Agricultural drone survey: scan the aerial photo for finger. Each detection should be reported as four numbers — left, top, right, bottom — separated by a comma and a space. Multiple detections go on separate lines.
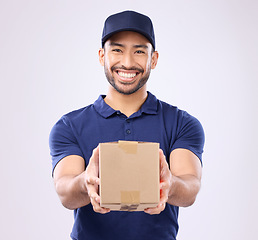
160, 181, 167, 189
159, 191, 168, 205
159, 181, 170, 193
157, 177, 170, 210
159, 148, 164, 156
95, 177, 100, 185
159, 149, 164, 168
90, 196, 110, 214
159, 149, 166, 163
144, 202, 166, 215
91, 146, 100, 164
160, 151, 168, 170
93, 204, 110, 214
86, 176, 100, 185
86, 178, 99, 197
88, 189, 100, 203
144, 201, 166, 214
159, 150, 169, 178
87, 146, 99, 169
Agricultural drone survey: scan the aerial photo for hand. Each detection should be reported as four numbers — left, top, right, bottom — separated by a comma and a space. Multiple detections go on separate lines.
85, 146, 110, 214
144, 149, 172, 215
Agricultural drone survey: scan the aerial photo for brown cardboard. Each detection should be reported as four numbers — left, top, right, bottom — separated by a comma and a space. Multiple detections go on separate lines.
99, 141, 160, 211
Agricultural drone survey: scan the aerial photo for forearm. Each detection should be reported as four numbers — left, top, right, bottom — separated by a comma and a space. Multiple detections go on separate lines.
54, 173, 90, 210
167, 174, 201, 207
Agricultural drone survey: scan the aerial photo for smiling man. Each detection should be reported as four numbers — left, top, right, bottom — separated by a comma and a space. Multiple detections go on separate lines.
99, 30, 158, 117
49, 10, 205, 240
101, 31, 157, 96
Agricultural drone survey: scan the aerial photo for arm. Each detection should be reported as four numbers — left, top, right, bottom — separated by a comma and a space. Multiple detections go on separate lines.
145, 148, 202, 214
53, 146, 110, 213
167, 148, 202, 206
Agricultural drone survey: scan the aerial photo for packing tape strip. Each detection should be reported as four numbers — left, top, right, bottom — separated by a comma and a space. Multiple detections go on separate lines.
120, 191, 140, 211
118, 140, 138, 154
120, 204, 139, 211
121, 191, 140, 204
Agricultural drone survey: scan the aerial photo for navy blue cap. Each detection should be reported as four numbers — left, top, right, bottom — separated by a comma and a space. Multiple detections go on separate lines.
102, 10, 155, 49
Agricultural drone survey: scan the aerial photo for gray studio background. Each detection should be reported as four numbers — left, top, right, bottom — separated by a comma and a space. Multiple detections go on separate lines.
0, 0, 257, 239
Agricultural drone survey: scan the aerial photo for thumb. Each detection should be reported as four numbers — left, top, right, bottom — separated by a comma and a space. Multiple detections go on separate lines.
89, 146, 100, 166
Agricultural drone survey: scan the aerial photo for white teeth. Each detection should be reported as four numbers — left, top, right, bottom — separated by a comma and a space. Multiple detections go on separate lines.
118, 72, 137, 78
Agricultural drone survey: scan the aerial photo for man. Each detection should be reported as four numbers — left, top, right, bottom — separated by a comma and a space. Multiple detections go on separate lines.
49, 10, 205, 240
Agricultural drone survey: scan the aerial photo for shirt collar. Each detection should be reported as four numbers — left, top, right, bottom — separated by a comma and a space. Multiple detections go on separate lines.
93, 95, 117, 118
93, 91, 158, 118
139, 91, 158, 115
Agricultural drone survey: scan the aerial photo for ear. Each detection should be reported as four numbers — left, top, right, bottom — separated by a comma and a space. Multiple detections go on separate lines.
151, 51, 159, 69
98, 48, 105, 66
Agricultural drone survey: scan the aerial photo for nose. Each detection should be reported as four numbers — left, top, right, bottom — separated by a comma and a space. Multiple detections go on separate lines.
120, 52, 135, 69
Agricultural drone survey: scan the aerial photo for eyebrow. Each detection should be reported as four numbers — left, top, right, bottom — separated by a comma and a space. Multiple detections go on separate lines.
109, 42, 124, 47
109, 42, 149, 49
133, 44, 149, 49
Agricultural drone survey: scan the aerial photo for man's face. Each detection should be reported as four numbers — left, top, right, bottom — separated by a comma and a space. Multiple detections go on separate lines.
99, 31, 158, 95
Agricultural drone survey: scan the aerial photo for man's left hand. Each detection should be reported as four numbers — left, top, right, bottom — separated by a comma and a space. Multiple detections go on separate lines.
144, 149, 172, 215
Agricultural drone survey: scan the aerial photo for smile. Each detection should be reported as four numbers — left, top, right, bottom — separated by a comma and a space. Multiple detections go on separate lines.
117, 71, 137, 79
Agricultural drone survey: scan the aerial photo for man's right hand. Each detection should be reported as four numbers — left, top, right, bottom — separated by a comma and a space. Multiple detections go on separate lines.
53, 146, 110, 213
85, 146, 110, 214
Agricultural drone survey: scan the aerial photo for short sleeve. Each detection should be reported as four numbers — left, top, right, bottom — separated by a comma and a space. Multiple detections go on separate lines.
171, 111, 205, 164
49, 116, 84, 174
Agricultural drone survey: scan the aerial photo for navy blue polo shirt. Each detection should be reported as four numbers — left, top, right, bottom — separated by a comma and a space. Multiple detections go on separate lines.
49, 92, 204, 240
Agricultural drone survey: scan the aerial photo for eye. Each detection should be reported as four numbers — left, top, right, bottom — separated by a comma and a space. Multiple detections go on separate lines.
135, 50, 145, 54
112, 48, 122, 53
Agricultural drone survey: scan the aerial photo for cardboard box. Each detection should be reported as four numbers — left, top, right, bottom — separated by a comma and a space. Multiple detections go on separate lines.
99, 141, 160, 211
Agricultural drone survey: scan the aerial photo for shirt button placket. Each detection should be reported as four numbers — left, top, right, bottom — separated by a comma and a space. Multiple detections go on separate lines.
124, 118, 133, 140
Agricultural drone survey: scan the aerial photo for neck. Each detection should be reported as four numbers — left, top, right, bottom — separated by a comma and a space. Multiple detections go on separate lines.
104, 87, 148, 117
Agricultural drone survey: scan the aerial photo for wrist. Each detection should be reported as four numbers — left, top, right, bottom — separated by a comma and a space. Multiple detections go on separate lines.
168, 173, 176, 198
